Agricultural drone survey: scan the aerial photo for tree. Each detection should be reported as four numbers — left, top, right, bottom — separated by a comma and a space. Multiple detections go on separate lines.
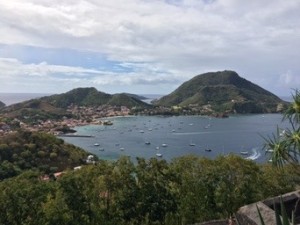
264, 89, 300, 167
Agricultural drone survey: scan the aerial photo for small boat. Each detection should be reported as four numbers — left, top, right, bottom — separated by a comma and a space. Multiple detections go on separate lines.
204, 124, 211, 129
171, 129, 176, 132
240, 151, 249, 155
99, 148, 104, 151
145, 141, 151, 145
120, 147, 125, 151
205, 144, 212, 152
240, 146, 248, 155
156, 153, 163, 157
189, 139, 195, 146
279, 129, 286, 137
161, 143, 168, 147
94, 143, 100, 146
266, 149, 274, 153
140, 130, 144, 133
156, 146, 160, 150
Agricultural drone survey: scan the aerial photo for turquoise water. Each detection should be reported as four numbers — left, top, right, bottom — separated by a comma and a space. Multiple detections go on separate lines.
61, 114, 289, 162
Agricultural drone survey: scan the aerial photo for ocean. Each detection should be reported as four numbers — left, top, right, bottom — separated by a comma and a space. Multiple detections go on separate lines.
60, 114, 289, 163
0, 93, 51, 106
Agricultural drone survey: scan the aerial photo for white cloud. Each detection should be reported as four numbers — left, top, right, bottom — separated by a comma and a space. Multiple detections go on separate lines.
279, 71, 300, 88
0, 57, 181, 93
0, 0, 299, 95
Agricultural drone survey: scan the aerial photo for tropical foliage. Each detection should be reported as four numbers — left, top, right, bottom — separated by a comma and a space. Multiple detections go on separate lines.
264, 89, 300, 167
0, 130, 89, 180
0, 155, 299, 225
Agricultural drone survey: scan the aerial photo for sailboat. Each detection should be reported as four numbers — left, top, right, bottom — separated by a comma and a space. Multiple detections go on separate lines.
240, 146, 248, 155
205, 144, 212, 152
156, 152, 163, 157
155, 146, 162, 157
189, 139, 196, 146
240, 151, 249, 155
204, 118, 211, 129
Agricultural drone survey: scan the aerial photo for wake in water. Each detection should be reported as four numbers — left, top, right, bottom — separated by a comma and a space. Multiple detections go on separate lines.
246, 147, 261, 160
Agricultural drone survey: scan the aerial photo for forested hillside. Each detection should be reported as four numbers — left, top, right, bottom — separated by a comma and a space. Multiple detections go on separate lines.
0, 130, 90, 180
154, 70, 286, 113
0, 155, 298, 225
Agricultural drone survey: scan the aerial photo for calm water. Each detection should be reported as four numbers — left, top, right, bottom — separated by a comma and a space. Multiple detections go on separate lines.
61, 114, 289, 163
0, 93, 51, 105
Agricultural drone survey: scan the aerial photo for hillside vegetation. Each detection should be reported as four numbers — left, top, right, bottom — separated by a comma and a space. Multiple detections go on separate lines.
41, 87, 149, 108
0, 87, 150, 121
154, 70, 286, 113
0, 155, 298, 225
0, 130, 90, 180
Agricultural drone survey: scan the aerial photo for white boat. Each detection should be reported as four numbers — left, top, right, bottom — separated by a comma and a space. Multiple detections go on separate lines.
145, 141, 151, 145
240, 146, 248, 155
161, 143, 168, 147
189, 139, 195, 146
204, 124, 211, 129
240, 151, 249, 155
156, 146, 160, 150
120, 147, 125, 151
279, 129, 286, 137
94, 143, 100, 146
156, 153, 163, 157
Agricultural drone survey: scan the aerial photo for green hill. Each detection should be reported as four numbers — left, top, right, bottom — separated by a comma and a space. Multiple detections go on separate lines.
42, 87, 149, 108
121, 93, 148, 100
154, 70, 286, 113
0, 130, 90, 180
0, 88, 150, 120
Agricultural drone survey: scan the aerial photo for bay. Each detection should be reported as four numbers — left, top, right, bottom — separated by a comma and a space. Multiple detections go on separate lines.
61, 114, 289, 163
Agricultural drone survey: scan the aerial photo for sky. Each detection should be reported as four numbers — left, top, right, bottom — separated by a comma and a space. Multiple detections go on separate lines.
0, 0, 299, 96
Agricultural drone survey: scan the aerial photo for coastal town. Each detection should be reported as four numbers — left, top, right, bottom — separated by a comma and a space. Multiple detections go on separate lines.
0, 105, 132, 136
0, 100, 228, 137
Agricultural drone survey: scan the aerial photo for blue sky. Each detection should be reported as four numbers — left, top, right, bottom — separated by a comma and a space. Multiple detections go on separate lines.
0, 0, 299, 96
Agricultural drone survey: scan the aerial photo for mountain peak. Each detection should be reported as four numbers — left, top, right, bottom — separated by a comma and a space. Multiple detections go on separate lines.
154, 71, 286, 113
